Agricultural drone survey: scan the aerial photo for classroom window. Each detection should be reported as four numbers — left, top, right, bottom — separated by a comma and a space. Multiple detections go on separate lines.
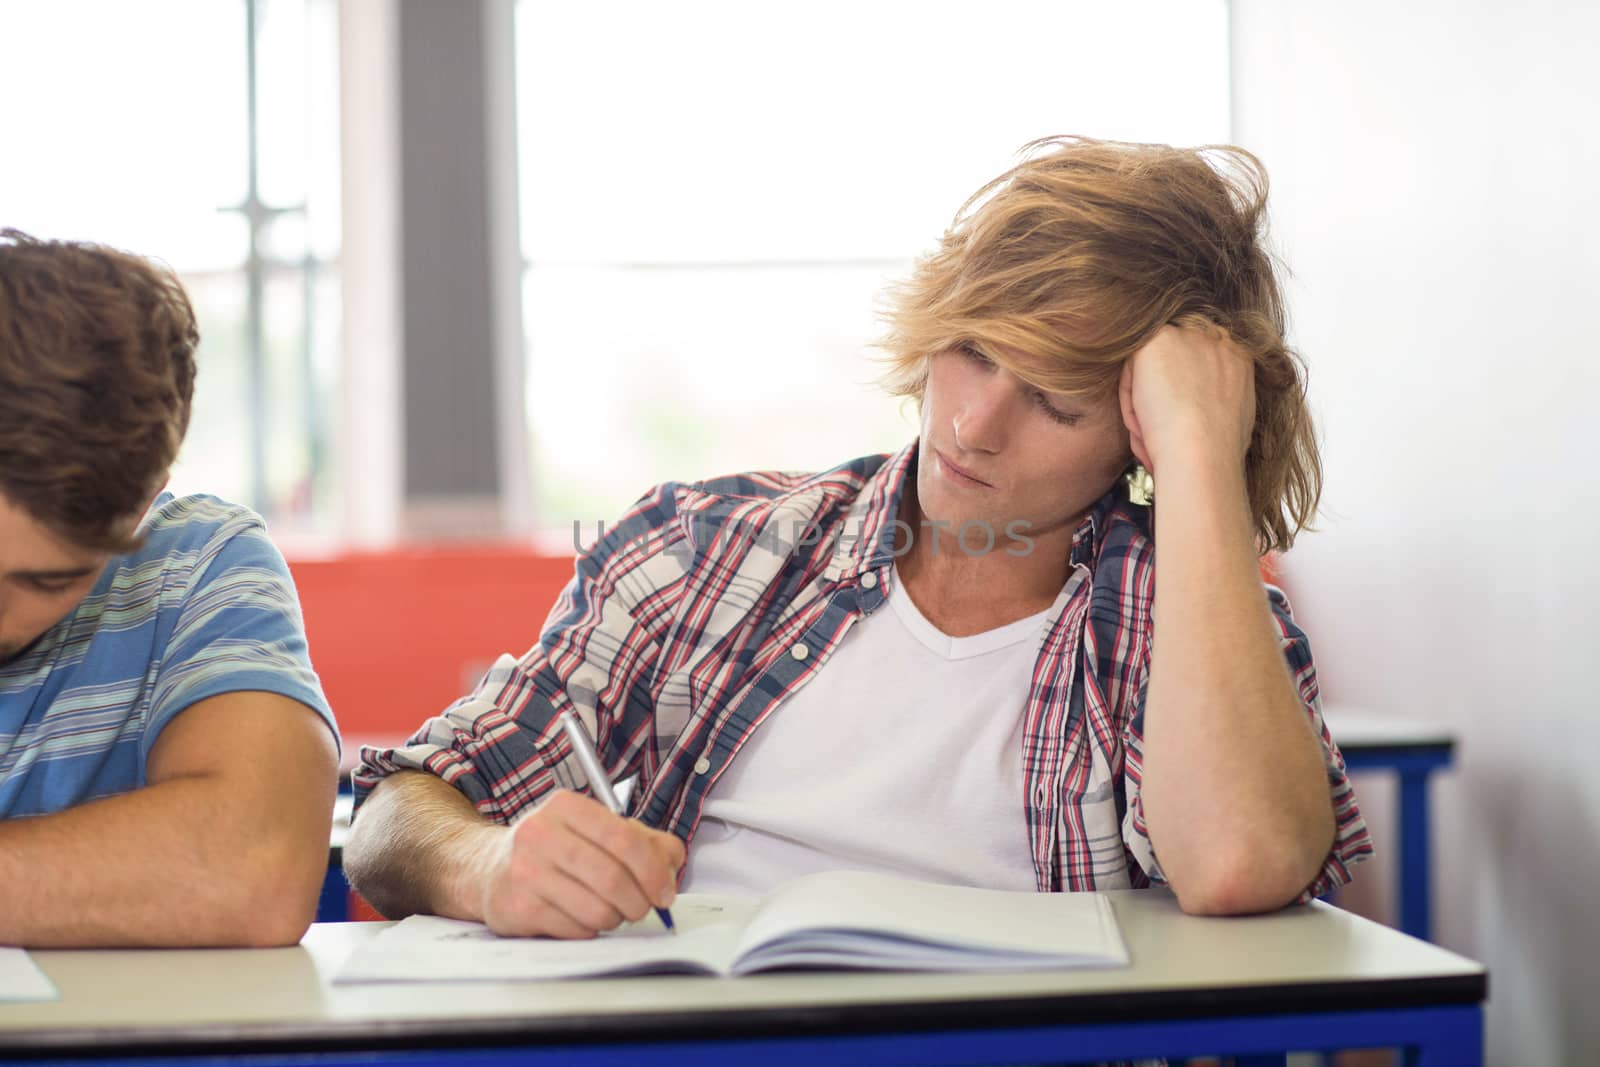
513, 0, 1231, 532
0, 0, 341, 535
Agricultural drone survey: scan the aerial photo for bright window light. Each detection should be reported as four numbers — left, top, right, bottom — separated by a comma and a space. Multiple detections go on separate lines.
0, 0, 341, 533
515, 0, 1231, 534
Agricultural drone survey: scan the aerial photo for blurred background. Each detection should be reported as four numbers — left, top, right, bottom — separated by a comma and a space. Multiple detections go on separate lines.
3, 1, 1596, 1061
0, 0, 1230, 545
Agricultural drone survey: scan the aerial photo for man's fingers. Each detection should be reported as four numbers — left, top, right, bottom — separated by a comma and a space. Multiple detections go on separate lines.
487, 789, 683, 939
488, 891, 595, 940
533, 863, 630, 933
485, 869, 616, 939
481, 827, 609, 939
563, 806, 681, 910
538, 790, 681, 910
514, 795, 658, 918
546, 825, 657, 922
648, 827, 687, 875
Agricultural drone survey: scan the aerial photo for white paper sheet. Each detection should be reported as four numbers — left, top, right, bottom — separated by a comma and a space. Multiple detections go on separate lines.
0, 947, 58, 1002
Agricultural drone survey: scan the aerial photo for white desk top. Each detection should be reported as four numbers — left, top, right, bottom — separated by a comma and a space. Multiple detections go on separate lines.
0, 892, 1484, 1055
1320, 705, 1457, 750
330, 793, 352, 852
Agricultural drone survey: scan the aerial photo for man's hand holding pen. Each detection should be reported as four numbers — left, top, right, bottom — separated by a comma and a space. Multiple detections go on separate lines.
476, 786, 684, 940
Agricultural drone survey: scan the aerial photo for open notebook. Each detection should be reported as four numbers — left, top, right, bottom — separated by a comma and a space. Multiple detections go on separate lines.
336, 870, 1128, 982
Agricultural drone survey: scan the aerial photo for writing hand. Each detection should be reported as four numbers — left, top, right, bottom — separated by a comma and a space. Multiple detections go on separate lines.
478, 789, 684, 939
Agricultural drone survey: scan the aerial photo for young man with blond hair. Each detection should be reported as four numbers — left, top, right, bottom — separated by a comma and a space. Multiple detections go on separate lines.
347, 137, 1372, 935
0, 230, 338, 947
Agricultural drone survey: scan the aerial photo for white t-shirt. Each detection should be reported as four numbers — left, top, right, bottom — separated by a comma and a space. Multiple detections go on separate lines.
679, 567, 1080, 896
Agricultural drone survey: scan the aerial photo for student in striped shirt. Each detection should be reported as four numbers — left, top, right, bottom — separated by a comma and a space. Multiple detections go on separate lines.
0, 231, 339, 947
348, 137, 1372, 935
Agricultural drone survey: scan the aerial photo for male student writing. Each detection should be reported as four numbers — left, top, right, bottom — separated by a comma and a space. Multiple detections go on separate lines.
0, 231, 339, 947
347, 137, 1372, 935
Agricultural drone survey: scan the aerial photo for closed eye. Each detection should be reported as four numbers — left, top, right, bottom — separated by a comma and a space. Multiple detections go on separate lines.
16, 572, 89, 594
1031, 390, 1082, 426
23, 578, 78, 594
958, 343, 995, 369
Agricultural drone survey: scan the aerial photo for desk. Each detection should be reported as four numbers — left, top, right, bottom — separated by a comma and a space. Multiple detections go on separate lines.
0, 892, 1483, 1065
1325, 710, 1456, 942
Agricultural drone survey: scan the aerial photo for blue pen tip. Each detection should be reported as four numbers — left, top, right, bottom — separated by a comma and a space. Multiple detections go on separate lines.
657, 907, 676, 933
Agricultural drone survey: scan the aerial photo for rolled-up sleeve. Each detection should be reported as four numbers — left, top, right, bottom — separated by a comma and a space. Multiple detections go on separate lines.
1119, 583, 1373, 901
350, 654, 575, 822
350, 482, 694, 823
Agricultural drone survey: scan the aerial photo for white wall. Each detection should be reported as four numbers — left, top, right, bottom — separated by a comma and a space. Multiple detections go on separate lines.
1231, 2, 1600, 1062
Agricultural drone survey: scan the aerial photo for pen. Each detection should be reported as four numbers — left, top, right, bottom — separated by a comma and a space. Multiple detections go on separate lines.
556, 709, 677, 933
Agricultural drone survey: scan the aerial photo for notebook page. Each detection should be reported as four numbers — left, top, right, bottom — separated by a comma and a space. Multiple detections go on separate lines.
731, 871, 1127, 972
0, 947, 57, 1002
335, 896, 754, 983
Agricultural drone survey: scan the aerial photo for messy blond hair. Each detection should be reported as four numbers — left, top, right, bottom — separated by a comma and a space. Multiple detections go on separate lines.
878, 136, 1319, 552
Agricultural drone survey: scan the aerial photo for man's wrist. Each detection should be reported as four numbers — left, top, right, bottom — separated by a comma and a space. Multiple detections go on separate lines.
1148, 444, 1260, 571
1150, 442, 1249, 502
1145, 418, 1247, 478
437, 819, 508, 921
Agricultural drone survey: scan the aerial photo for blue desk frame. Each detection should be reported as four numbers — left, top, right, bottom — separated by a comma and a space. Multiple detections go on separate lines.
318, 859, 350, 924
1339, 740, 1455, 941
9, 1002, 1484, 1066
320, 790, 352, 923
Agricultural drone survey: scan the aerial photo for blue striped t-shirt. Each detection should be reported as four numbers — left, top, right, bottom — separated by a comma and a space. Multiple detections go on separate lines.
0, 493, 337, 818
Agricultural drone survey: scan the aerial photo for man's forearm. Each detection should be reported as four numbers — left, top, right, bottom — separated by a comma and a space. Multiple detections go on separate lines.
343, 771, 505, 921
0, 776, 327, 947
1139, 454, 1335, 914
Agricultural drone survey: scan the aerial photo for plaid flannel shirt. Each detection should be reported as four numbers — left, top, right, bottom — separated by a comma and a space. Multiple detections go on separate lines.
354, 442, 1371, 897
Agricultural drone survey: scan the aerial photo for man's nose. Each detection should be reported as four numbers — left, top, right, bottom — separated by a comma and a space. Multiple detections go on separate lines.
952, 375, 1017, 453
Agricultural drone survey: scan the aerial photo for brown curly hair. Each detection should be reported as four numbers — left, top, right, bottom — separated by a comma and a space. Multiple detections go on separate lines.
0, 229, 198, 552
878, 136, 1320, 553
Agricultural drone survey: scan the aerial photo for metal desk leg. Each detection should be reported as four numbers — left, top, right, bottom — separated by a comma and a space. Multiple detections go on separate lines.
1398, 768, 1431, 941
1404, 1003, 1483, 1065
1341, 744, 1452, 943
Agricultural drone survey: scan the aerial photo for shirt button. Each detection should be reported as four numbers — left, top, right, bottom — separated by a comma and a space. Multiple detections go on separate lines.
791, 643, 810, 661
860, 571, 878, 589
694, 757, 711, 775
